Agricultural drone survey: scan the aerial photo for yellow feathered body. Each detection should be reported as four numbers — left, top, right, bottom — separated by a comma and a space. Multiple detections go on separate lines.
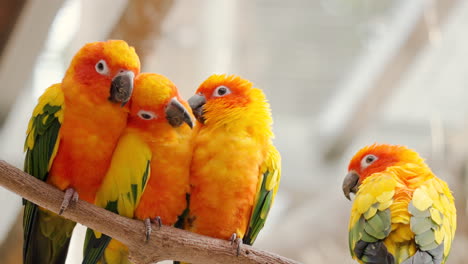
187, 74, 281, 245
23, 40, 140, 264
82, 73, 193, 264
345, 144, 456, 264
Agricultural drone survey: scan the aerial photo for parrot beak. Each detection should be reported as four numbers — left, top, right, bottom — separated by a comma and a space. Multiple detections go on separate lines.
342, 170, 360, 200
165, 97, 194, 129
109, 70, 135, 107
188, 93, 206, 124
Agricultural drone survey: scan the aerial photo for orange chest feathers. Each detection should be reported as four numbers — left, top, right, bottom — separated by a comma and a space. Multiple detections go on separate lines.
188, 130, 268, 239
134, 127, 193, 225
48, 101, 128, 203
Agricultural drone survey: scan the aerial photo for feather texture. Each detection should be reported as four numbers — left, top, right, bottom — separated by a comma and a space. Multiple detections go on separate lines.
22, 40, 140, 264
82, 132, 151, 264
347, 145, 456, 264
243, 145, 281, 245
23, 84, 72, 264
82, 73, 192, 264
188, 75, 281, 244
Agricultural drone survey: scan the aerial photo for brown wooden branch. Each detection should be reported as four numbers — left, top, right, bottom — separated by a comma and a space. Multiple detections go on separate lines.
0, 160, 300, 264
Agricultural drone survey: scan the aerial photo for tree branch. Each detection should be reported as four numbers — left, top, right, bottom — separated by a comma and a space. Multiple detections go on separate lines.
0, 160, 300, 264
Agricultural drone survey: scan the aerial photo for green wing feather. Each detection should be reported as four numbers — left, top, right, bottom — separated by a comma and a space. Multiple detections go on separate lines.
82, 132, 151, 264
348, 173, 396, 263
23, 84, 71, 264
82, 201, 118, 264
408, 178, 456, 263
243, 145, 281, 245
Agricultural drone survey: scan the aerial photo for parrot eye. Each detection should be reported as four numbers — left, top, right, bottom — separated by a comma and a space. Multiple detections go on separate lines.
361, 154, 378, 169
95, 60, 109, 75
213, 86, 231, 97
137, 110, 157, 120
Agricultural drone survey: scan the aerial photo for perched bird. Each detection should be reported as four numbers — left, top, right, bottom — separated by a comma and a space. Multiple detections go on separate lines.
342, 144, 456, 264
186, 74, 281, 254
82, 73, 193, 264
23, 40, 140, 264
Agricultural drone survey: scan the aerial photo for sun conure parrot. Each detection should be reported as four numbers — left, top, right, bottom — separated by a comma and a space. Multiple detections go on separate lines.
82, 72, 194, 264
23, 40, 140, 264
186, 74, 281, 255
342, 144, 457, 264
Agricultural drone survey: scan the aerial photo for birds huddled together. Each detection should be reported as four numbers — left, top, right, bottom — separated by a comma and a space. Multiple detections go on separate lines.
22, 40, 280, 264
22, 40, 457, 264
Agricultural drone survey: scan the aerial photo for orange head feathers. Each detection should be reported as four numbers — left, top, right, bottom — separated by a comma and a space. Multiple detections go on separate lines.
128, 73, 193, 129
188, 74, 272, 134
343, 144, 426, 199
347, 144, 426, 179
62, 40, 141, 106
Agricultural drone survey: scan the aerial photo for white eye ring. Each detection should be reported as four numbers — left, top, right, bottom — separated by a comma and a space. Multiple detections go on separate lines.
137, 110, 157, 120
361, 154, 378, 169
212, 85, 231, 97
95, 59, 109, 75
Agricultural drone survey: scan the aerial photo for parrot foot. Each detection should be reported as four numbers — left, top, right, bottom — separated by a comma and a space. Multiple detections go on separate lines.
144, 217, 162, 241
59, 188, 79, 215
151, 216, 162, 230
229, 233, 243, 256
355, 240, 394, 264
144, 218, 152, 242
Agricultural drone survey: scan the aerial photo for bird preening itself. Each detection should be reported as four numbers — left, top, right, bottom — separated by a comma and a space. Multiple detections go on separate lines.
343, 144, 456, 264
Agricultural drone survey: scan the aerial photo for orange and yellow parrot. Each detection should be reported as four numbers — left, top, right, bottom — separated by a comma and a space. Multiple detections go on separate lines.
342, 144, 456, 264
82, 73, 193, 264
23, 40, 140, 264
186, 74, 281, 254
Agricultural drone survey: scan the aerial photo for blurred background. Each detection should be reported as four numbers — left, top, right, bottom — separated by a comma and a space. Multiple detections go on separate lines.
0, 0, 467, 263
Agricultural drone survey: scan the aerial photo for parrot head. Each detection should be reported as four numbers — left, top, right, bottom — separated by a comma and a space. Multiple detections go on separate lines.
128, 73, 193, 129
188, 74, 271, 128
63, 40, 140, 106
342, 144, 426, 200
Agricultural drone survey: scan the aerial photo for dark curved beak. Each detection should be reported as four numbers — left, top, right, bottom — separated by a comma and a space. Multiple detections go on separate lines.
188, 93, 206, 124
165, 97, 194, 128
342, 171, 360, 200
109, 70, 135, 106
